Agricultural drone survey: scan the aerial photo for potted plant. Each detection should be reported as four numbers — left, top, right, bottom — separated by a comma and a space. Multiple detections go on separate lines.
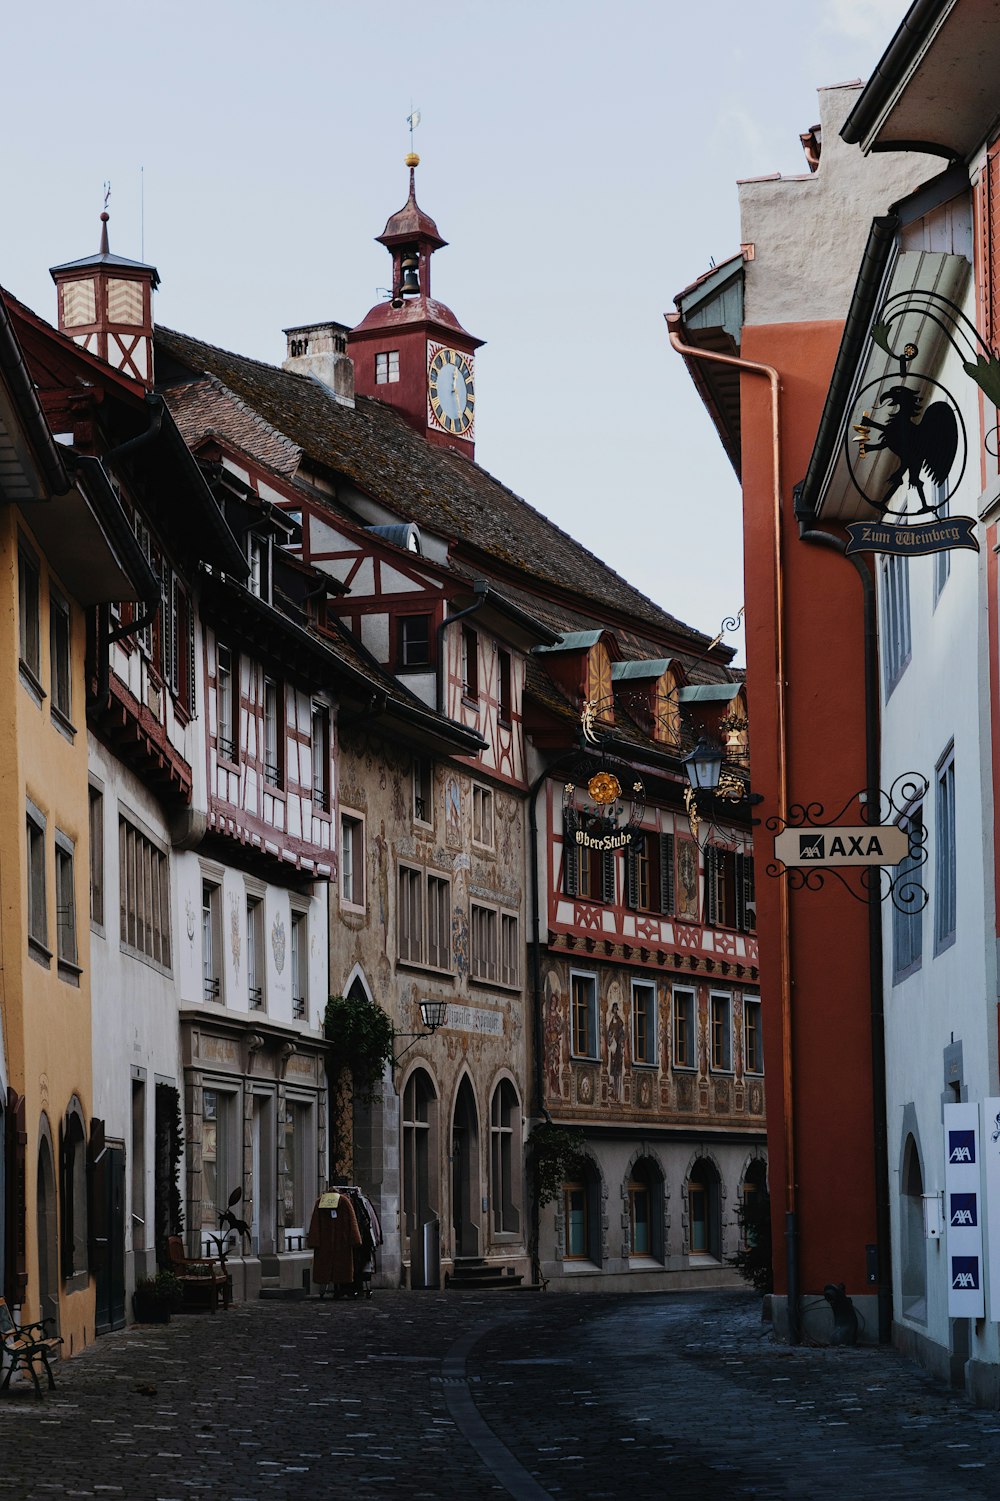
133, 1270, 183, 1323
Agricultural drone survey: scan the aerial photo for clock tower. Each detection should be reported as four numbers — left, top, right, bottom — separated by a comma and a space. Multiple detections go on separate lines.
348, 156, 484, 459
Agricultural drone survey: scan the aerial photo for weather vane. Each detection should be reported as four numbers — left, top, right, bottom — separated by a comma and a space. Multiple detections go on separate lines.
103, 180, 111, 212
406, 107, 421, 153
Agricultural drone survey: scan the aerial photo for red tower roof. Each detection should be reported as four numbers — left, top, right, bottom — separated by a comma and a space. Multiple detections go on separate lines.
376, 162, 447, 252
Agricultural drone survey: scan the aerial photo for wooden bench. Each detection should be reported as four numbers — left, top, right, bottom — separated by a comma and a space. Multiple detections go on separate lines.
166, 1236, 229, 1312
0, 1296, 63, 1399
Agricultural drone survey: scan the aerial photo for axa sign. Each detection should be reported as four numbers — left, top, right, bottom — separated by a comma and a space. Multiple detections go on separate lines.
951, 1256, 980, 1291
950, 1193, 978, 1227
772, 823, 908, 868
949, 1130, 976, 1164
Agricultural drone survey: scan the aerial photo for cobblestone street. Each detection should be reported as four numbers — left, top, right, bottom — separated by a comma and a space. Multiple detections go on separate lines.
4, 1288, 1000, 1499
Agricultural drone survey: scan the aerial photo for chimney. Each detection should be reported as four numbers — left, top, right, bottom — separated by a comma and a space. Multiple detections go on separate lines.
282, 321, 355, 407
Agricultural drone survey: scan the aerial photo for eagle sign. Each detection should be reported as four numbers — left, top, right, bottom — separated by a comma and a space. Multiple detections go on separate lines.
855, 384, 958, 514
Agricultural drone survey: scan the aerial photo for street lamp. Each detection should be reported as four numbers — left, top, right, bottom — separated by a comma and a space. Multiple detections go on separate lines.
393, 999, 448, 1064
682, 738, 724, 793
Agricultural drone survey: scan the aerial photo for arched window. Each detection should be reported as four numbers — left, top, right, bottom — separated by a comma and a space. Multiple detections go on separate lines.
687, 1157, 722, 1260
561, 1158, 602, 1265
627, 1157, 664, 1262
900, 1134, 927, 1323
489, 1081, 521, 1235
402, 1069, 438, 1285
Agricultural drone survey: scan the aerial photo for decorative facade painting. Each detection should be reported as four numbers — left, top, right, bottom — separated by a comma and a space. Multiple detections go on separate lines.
676, 837, 699, 919
271, 913, 286, 974
543, 968, 565, 1099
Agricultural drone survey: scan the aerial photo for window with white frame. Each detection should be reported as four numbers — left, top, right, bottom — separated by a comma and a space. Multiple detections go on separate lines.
247, 895, 265, 1009
673, 988, 695, 1069
472, 784, 494, 848
263, 677, 282, 788
398, 613, 432, 667
710, 993, 733, 1072
202, 878, 223, 1000
471, 903, 497, 981
880, 552, 911, 696
744, 997, 763, 1074
398, 865, 423, 963
935, 747, 956, 953
291, 909, 307, 1020
119, 815, 171, 969
55, 832, 78, 982
632, 979, 656, 1066
49, 586, 73, 732
89, 784, 104, 929
892, 803, 923, 980
375, 350, 400, 384
413, 756, 433, 825
26, 802, 47, 962
248, 532, 271, 602
340, 812, 365, 909
217, 643, 236, 761
571, 971, 598, 1058
311, 703, 331, 811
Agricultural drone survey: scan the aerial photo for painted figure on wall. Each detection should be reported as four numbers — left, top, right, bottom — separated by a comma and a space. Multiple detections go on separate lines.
446, 775, 462, 847
677, 838, 699, 919
607, 1000, 626, 1103
543, 969, 565, 1098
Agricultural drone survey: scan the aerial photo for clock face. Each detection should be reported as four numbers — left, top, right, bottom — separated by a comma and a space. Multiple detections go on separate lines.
428, 346, 475, 436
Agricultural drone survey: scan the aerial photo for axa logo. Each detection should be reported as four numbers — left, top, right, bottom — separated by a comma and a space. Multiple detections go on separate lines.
949, 1130, 976, 1164
952, 1256, 980, 1291
950, 1193, 978, 1227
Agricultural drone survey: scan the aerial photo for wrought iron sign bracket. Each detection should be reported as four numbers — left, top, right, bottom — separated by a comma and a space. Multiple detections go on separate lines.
765, 773, 928, 913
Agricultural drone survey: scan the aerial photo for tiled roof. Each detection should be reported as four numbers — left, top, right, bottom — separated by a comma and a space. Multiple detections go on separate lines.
155, 327, 715, 648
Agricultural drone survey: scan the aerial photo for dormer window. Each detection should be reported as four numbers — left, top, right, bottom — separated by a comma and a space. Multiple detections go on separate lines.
375, 351, 400, 385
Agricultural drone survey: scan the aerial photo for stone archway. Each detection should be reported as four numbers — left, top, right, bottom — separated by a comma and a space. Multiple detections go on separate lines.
36, 1125, 59, 1330
451, 1076, 481, 1260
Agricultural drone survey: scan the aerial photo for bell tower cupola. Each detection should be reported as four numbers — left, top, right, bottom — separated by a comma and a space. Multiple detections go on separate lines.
49, 206, 160, 388
348, 155, 484, 459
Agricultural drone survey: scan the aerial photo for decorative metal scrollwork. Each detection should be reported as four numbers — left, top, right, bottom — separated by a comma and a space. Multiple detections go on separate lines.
765, 773, 929, 913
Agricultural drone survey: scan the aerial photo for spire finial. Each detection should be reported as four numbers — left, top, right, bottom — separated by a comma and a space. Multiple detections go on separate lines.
405, 107, 421, 187
100, 180, 111, 255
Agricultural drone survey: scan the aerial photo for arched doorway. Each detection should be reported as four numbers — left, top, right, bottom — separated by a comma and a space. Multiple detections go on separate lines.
402, 1068, 438, 1287
900, 1134, 927, 1322
36, 1127, 59, 1330
687, 1157, 722, 1261
451, 1077, 481, 1259
561, 1157, 603, 1266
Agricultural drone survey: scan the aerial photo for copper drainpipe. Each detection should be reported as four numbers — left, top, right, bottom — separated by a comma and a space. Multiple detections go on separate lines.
664, 314, 799, 1341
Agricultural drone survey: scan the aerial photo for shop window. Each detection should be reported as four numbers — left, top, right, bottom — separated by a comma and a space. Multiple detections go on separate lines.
282, 1100, 313, 1235
687, 1157, 721, 1259
402, 1069, 437, 1274
900, 1134, 927, 1322
563, 1182, 589, 1258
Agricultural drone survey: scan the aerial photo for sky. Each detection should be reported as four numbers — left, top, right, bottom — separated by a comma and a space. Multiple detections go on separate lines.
0, 0, 909, 663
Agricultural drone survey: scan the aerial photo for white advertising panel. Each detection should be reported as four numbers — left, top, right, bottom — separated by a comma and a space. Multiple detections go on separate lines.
944, 1102, 985, 1318
982, 1098, 1000, 1321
